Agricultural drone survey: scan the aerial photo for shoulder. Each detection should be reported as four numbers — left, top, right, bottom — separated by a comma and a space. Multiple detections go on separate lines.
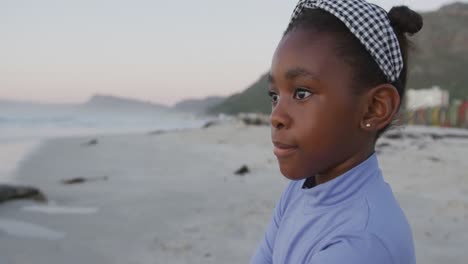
313, 175, 415, 264
363, 182, 415, 264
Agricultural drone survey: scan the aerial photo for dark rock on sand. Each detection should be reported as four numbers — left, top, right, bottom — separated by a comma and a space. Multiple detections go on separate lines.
148, 130, 166, 135
238, 113, 269, 126
202, 120, 219, 129
0, 184, 47, 204
376, 142, 391, 149
82, 139, 98, 146
61, 176, 108, 185
406, 133, 420, 139
430, 134, 444, 140
383, 132, 404, 140
234, 165, 250, 176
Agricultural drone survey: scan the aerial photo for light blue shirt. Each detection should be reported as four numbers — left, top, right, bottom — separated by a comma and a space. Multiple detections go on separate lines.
251, 154, 415, 264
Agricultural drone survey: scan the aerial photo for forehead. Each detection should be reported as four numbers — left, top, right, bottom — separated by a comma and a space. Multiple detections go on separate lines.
271, 29, 351, 82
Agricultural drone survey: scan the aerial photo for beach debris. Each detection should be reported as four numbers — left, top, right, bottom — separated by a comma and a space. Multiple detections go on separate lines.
62, 178, 86, 184
0, 184, 47, 204
202, 120, 219, 128
238, 113, 270, 126
375, 142, 392, 154
61, 176, 108, 185
376, 142, 391, 149
430, 134, 443, 140
427, 156, 441, 162
148, 130, 166, 135
234, 165, 250, 176
383, 132, 403, 140
82, 139, 98, 146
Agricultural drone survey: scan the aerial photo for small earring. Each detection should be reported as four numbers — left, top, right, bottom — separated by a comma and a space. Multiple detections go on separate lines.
365, 123, 371, 128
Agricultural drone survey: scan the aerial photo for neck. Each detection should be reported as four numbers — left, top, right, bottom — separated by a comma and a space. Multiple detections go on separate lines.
314, 147, 375, 185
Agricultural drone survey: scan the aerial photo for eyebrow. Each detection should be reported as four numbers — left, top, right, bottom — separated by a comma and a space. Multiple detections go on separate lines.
268, 67, 319, 84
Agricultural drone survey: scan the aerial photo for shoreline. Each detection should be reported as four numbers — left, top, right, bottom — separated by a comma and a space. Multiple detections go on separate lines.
0, 123, 207, 185
0, 139, 43, 184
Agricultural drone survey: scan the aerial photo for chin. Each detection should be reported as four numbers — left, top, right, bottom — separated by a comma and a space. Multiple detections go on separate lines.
278, 164, 309, 181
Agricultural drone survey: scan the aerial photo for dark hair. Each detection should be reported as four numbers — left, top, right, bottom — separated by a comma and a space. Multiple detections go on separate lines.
284, 6, 423, 134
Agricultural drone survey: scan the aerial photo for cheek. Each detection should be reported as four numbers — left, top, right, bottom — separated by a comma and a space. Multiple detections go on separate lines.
297, 104, 357, 149
294, 103, 333, 140
292, 102, 359, 171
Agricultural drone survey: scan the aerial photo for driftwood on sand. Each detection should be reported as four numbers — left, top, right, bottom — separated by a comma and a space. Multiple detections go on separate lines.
61, 176, 109, 185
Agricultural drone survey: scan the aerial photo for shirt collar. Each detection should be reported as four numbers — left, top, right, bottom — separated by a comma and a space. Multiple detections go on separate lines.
300, 153, 381, 209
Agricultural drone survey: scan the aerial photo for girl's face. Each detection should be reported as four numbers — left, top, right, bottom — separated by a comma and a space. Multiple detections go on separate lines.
269, 28, 370, 181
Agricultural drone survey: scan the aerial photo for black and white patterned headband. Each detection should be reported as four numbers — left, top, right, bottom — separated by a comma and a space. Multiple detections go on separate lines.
290, 0, 403, 83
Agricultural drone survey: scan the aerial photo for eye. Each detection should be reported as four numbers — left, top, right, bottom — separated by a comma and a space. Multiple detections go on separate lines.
294, 88, 312, 100
268, 91, 279, 104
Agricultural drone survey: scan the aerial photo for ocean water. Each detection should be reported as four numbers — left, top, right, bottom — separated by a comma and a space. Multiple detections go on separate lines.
0, 105, 207, 141
0, 105, 209, 183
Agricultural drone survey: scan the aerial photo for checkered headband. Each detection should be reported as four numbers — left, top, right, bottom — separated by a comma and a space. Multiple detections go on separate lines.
289, 0, 403, 83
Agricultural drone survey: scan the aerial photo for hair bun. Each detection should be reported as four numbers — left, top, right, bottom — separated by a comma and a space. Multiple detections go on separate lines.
388, 6, 423, 35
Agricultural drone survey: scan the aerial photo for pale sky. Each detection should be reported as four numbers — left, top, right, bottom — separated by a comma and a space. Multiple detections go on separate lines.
1, 0, 465, 106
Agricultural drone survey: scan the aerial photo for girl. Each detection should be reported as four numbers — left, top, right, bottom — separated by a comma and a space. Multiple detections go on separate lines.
252, 0, 422, 263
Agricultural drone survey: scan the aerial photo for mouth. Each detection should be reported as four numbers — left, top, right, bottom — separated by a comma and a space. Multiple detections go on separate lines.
272, 141, 298, 158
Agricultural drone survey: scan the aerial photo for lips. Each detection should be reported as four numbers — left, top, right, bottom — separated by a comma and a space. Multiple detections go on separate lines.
272, 141, 298, 157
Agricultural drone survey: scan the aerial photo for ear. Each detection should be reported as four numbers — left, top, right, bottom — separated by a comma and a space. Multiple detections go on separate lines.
360, 84, 400, 131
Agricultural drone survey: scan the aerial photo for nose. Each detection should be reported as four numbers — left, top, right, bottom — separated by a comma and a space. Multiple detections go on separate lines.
270, 98, 292, 130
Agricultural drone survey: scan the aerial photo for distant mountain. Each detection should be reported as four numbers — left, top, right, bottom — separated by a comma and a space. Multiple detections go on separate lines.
408, 2, 468, 100
209, 74, 271, 114
82, 94, 168, 111
210, 2, 468, 115
173, 96, 225, 114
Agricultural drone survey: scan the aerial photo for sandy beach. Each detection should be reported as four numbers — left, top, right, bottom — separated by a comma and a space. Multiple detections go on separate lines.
1, 122, 467, 264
